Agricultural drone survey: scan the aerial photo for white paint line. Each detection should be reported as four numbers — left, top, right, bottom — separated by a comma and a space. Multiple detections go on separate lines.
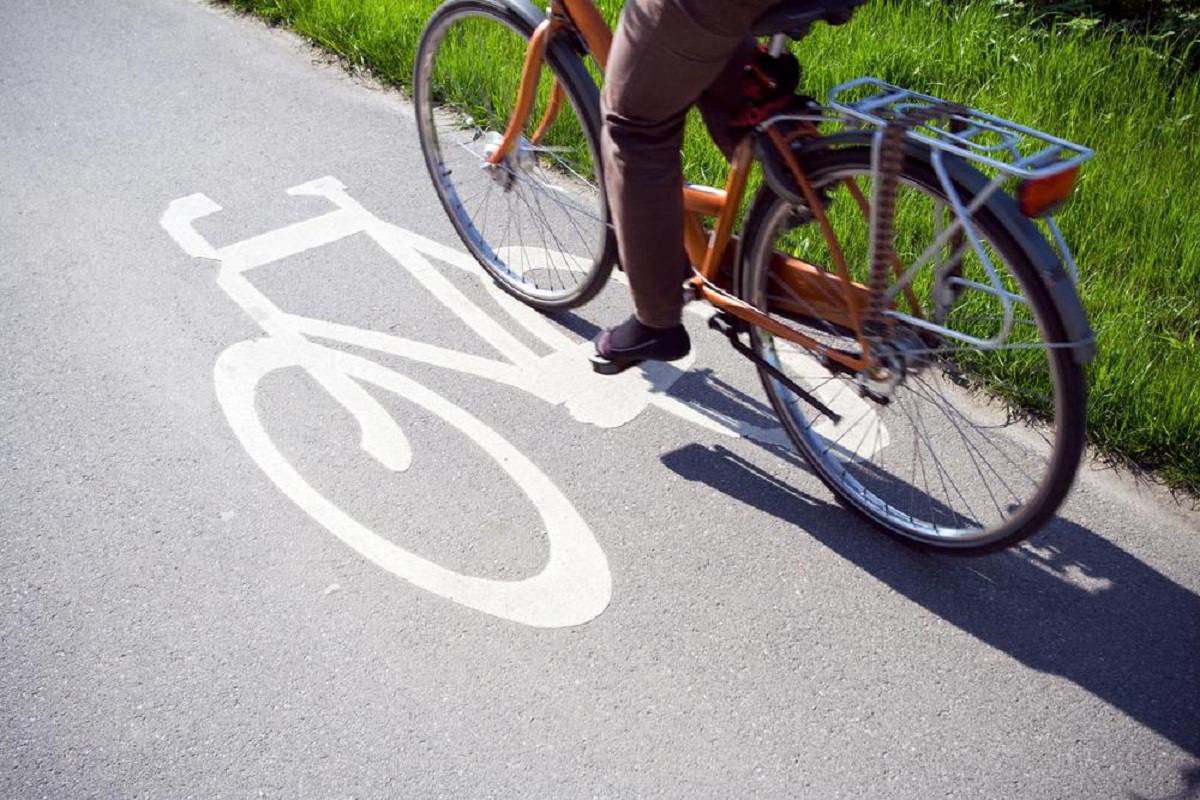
361, 222, 542, 368
386, 221, 487, 276
215, 337, 611, 628
778, 348, 889, 460
295, 315, 540, 396
286, 175, 351, 199
489, 248, 579, 351
160, 193, 222, 260
216, 209, 365, 272
649, 393, 792, 448
306, 363, 412, 472
211, 269, 413, 472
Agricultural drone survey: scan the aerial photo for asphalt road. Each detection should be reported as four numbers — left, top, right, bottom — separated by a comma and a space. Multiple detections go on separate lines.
2, 1, 1199, 797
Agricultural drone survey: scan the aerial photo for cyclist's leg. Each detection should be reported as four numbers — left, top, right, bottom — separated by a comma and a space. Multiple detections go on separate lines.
599, 0, 771, 332
696, 37, 759, 158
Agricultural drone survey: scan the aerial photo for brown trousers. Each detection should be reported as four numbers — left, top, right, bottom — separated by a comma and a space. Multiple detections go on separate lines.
600, 0, 779, 328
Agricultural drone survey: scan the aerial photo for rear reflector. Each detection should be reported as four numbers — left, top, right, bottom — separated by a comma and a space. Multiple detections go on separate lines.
1018, 165, 1079, 217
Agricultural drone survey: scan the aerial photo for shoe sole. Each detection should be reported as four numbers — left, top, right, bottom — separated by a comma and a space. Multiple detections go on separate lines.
589, 353, 643, 375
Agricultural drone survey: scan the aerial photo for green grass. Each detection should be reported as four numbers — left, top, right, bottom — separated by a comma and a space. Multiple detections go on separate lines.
218, 0, 1200, 492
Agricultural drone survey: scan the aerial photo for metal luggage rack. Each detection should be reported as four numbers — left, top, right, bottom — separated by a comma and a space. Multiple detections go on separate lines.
828, 77, 1094, 181
751, 77, 1097, 354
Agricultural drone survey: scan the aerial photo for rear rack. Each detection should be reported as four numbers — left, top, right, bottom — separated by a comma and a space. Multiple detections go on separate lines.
749, 77, 1099, 358
828, 77, 1094, 180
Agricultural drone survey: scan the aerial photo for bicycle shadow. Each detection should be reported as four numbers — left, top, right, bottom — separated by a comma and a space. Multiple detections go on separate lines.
660, 442, 1200, 765
546, 309, 601, 341
1133, 766, 1200, 800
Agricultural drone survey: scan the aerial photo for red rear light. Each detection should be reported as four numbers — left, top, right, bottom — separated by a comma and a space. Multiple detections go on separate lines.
1019, 165, 1079, 217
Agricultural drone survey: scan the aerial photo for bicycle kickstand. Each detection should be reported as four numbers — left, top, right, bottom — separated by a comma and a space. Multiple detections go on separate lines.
707, 312, 842, 425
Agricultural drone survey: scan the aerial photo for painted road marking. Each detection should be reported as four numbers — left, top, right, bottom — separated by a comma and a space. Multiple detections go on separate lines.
161, 176, 887, 626
778, 348, 890, 460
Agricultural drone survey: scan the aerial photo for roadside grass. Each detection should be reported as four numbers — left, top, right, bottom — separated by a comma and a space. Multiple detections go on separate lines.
218, 0, 1200, 492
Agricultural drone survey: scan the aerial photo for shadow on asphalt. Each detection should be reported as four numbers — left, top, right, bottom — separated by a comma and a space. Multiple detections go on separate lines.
547, 309, 601, 341
552, 304, 1199, 773
660, 441, 1200, 769
1132, 766, 1200, 800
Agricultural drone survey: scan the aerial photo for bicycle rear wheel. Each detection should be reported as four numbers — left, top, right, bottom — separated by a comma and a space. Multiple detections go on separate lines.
414, 0, 615, 310
739, 142, 1087, 551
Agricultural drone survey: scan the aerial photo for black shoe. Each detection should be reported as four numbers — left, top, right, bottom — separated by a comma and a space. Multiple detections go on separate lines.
591, 315, 691, 375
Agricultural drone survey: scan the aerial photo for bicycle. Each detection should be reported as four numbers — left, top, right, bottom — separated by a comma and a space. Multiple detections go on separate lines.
413, 0, 1097, 551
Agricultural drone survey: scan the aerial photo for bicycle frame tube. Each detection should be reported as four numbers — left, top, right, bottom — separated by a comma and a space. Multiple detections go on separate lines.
531, 81, 566, 145
699, 140, 754, 277
486, 18, 555, 165
688, 141, 868, 372
764, 125, 866, 339
556, 0, 612, 68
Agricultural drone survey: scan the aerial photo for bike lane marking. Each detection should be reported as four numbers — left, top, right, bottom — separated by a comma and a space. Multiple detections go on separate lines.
164, 178, 615, 627
214, 337, 611, 628
160, 176, 886, 626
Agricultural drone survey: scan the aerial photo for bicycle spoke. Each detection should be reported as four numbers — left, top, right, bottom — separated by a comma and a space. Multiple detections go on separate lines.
517, 182, 563, 290
517, 178, 579, 290
896, 389, 984, 530
907, 371, 1041, 502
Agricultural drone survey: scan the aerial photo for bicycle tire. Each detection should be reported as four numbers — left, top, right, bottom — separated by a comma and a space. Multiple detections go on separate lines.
738, 141, 1087, 552
413, 0, 615, 311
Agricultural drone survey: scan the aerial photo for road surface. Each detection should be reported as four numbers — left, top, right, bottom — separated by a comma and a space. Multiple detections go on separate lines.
2, 1, 1198, 797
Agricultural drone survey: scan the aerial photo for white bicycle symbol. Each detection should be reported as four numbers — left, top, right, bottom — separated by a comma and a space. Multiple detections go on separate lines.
160, 176, 805, 627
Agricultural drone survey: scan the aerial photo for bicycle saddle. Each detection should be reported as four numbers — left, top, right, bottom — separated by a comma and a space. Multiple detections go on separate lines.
750, 0, 869, 38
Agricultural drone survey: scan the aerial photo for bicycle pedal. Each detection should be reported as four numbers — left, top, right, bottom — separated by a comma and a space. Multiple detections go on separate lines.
589, 353, 642, 376
707, 311, 746, 337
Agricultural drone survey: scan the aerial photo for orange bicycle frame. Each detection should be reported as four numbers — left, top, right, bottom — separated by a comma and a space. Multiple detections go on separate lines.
489, 0, 888, 372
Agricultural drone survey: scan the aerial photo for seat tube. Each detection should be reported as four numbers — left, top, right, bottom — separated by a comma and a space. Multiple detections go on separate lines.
699, 139, 755, 279
556, 0, 612, 68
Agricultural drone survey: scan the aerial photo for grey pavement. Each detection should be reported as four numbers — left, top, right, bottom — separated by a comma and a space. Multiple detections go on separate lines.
2, 1, 1199, 797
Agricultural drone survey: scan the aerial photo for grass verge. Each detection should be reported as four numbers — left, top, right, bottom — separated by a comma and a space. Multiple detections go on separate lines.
218, 0, 1200, 492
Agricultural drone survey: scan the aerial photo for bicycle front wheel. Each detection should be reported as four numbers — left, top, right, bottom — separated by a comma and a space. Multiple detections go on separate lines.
414, 0, 615, 310
739, 142, 1087, 551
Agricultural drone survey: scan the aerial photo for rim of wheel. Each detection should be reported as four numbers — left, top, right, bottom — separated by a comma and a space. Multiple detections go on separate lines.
414, 5, 609, 306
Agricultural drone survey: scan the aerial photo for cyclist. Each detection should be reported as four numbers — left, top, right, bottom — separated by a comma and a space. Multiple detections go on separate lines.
594, 0, 785, 371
